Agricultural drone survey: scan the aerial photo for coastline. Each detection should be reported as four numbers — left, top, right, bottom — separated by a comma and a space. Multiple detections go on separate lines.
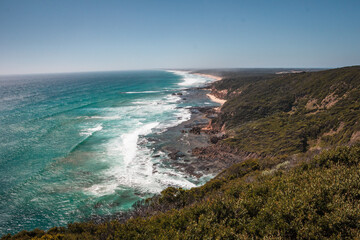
90, 74, 228, 224
146, 71, 228, 179
192, 72, 227, 106
152, 87, 221, 178
168, 73, 254, 179
0, 71, 229, 234
206, 93, 227, 105
90, 86, 223, 224
155, 71, 233, 179
192, 73, 223, 81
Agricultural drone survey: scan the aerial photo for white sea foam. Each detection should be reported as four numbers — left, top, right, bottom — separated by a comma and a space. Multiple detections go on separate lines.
121, 122, 159, 165
80, 116, 123, 120
132, 100, 163, 105
79, 124, 103, 136
153, 172, 196, 189
167, 70, 215, 87
164, 94, 181, 103
84, 71, 211, 196
85, 182, 120, 196
84, 106, 196, 196
124, 91, 161, 94
156, 107, 191, 131
85, 122, 159, 195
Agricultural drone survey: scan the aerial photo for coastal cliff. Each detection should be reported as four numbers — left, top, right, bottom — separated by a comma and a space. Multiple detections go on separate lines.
3, 66, 360, 239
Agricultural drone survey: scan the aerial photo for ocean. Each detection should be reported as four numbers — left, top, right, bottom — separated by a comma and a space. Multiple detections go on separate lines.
0, 70, 216, 235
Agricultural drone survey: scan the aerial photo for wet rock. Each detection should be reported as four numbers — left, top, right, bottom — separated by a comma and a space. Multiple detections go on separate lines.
184, 119, 209, 129
176, 151, 185, 158
146, 137, 158, 142
176, 92, 183, 96
169, 150, 185, 160
189, 108, 200, 114
206, 113, 218, 119
189, 106, 214, 113
190, 126, 202, 135
153, 155, 160, 158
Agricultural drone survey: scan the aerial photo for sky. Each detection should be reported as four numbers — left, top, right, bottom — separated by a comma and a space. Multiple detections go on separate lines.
0, 0, 359, 75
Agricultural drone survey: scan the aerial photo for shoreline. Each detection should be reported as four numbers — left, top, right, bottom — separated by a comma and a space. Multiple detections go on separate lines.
192, 72, 227, 107
156, 72, 229, 177
192, 72, 223, 81
206, 93, 227, 105
153, 87, 219, 178
91, 87, 222, 224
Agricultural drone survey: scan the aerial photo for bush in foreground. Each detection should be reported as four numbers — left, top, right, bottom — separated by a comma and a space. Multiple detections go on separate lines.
3, 145, 360, 239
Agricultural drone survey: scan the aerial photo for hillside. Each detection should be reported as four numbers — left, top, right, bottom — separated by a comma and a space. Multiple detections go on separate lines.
3, 66, 360, 239
209, 66, 360, 155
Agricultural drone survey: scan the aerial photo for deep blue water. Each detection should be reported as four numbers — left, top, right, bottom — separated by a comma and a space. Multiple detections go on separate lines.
0, 70, 215, 235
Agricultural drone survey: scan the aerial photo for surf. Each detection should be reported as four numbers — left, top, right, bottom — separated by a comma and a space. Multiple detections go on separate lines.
0, 70, 217, 235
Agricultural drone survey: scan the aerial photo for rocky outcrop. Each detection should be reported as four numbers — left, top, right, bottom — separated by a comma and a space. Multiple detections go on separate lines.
209, 86, 242, 100
189, 127, 201, 135
210, 88, 228, 99
190, 144, 260, 174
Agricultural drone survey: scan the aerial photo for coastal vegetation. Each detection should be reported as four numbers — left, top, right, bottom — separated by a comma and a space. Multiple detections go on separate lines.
213, 66, 360, 155
3, 66, 360, 239
4, 145, 360, 239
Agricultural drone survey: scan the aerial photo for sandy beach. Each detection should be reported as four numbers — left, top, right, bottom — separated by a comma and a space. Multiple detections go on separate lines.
206, 93, 226, 105
193, 73, 223, 81
193, 72, 227, 106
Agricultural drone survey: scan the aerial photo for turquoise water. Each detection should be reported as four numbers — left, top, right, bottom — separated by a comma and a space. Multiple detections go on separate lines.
0, 70, 215, 235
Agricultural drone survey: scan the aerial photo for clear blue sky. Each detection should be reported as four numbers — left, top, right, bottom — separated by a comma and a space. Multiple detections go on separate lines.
0, 0, 359, 74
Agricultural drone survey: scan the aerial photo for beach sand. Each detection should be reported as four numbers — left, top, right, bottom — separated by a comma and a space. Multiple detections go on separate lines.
206, 93, 226, 105
193, 72, 226, 106
193, 73, 223, 81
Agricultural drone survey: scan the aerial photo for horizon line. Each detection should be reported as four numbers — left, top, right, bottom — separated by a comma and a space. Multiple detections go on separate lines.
1, 65, 357, 77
